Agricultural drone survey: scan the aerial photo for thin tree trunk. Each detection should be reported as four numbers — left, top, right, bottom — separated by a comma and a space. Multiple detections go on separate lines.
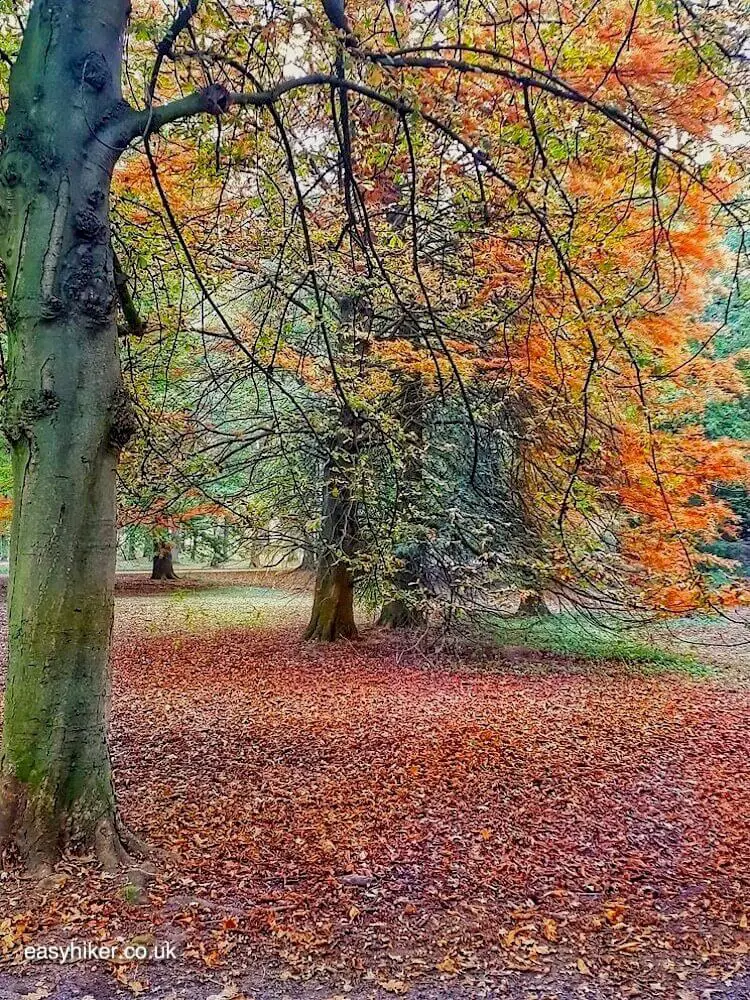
300, 547, 317, 572
0, 0, 140, 871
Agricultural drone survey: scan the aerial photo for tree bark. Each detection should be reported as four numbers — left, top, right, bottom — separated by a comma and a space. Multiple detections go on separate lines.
151, 542, 178, 581
305, 447, 358, 642
300, 547, 317, 572
305, 557, 357, 641
378, 595, 425, 629
0, 0, 140, 870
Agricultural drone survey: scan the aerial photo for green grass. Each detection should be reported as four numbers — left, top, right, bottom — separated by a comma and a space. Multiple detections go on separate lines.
141, 585, 311, 635
486, 612, 708, 675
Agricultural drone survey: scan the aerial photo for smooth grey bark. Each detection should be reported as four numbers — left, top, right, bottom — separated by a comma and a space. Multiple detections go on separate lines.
0, 0, 141, 870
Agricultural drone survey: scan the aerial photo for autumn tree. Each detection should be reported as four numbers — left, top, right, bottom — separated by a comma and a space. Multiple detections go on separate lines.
0, 0, 747, 872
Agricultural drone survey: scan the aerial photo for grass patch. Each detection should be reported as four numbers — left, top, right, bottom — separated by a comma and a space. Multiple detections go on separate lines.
150, 586, 310, 633
486, 612, 708, 675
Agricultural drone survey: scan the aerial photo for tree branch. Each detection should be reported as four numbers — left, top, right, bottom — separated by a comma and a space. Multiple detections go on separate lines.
113, 252, 146, 338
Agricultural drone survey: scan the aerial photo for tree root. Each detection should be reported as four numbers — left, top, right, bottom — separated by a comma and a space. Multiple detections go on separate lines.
94, 817, 150, 873
0, 775, 150, 876
304, 613, 358, 641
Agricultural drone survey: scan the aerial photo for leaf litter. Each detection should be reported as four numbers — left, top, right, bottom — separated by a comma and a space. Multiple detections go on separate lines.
0, 589, 748, 997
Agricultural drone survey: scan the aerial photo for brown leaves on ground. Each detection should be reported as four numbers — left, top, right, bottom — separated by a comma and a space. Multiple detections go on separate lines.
1, 615, 749, 994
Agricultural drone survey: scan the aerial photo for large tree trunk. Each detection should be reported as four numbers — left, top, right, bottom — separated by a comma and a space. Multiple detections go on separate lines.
305, 557, 357, 641
0, 0, 139, 871
151, 541, 178, 581
305, 448, 358, 642
515, 591, 552, 617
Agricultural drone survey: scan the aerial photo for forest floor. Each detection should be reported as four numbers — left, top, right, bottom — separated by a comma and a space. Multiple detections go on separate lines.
0, 572, 748, 1000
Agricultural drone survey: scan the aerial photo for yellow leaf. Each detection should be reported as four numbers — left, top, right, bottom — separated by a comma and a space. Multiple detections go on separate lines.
542, 918, 558, 942
436, 955, 459, 975
604, 903, 625, 925
503, 928, 518, 948
381, 980, 409, 995
577, 958, 592, 975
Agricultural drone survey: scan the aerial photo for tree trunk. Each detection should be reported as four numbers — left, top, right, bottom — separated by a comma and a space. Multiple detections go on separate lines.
0, 0, 140, 871
305, 558, 357, 641
125, 529, 137, 561
209, 523, 227, 566
151, 542, 178, 581
378, 595, 425, 629
305, 447, 358, 642
515, 592, 552, 617
300, 547, 317, 572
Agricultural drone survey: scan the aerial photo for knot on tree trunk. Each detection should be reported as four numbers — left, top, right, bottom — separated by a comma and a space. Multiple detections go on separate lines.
108, 388, 138, 451
62, 246, 116, 324
78, 51, 110, 92
201, 84, 232, 116
3, 389, 60, 443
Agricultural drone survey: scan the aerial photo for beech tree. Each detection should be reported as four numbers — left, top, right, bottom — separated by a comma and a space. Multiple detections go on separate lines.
0, 0, 296, 869
0, 0, 144, 871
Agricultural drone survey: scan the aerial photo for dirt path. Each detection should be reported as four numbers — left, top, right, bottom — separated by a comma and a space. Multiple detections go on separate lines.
1, 966, 749, 1000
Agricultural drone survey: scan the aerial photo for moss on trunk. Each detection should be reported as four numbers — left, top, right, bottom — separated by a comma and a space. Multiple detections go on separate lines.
305, 561, 357, 641
305, 437, 358, 642
0, 0, 142, 870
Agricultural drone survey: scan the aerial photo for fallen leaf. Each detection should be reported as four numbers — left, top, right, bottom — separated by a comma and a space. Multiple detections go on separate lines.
542, 918, 558, 942
380, 980, 410, 994
436, 955, 459, 974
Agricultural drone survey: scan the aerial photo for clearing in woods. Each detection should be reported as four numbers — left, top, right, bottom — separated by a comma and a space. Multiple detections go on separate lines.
0, 573, 748, 1000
